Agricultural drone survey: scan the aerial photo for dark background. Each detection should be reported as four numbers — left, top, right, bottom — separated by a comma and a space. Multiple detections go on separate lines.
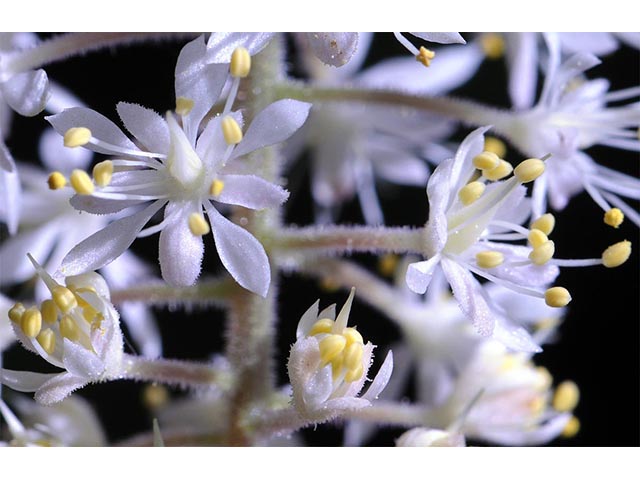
1, 33, 638, 446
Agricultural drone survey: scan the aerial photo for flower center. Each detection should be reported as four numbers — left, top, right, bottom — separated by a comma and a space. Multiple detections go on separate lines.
309, 318, 365, 383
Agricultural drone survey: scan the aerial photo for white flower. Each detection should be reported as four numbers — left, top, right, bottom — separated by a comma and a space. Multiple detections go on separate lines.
0, 293, 15, 352
395, 427, 466, 447
46, 36, 311, 297
0, 255, 124, 405
288, 288, 393, 420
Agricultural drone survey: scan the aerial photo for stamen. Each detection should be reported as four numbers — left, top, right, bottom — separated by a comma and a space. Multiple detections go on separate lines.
343, 327, 364, 346
528, 229, 549, 249
47, 171, 67, 190
343, 343, 364, 371
8, 303, 25, 323
604, 207, 624, 228
319, 334, 347, 365
309, 318, 334, 336
70, 169, 95, 195
221, 116, 243, 145
52, 286, 78, 313
530, 214, 555, 236
544, 287, 571, 308
480, 33, 505, 60
561, 416, 581, 438
345, 363, 364, 383
475, 250, 504, 269
59, 315, 80, 342
459, 181, 486, 206
230, 47, 251, 78
63, 127, 92, 148
378, 253, 399, 276
188, 213, 210, 236
484, 136, 507, 158
37, 329, 56, 355
601, 240, 632, 268
416, 47, 435, 67
210, 179, 225, 197
529, 240, 555, 265
553, 380, 580, 412
473, 151, 500, 171
175, 97, 194, 116
514, 158, 545, 183
21, 307, 42, 338
483, 159, 513, 181
93, 160, 114, 187
40, 299, 58, 325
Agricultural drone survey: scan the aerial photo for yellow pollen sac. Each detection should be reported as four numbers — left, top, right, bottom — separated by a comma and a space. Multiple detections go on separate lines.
480, 33, 505, 60
8, 303, 25, 323
175, 97, 195, 116
561, 416, 581, 438
484, 136, 507, 158
230, 47, 251, 78
331, 356, 344, 378
530, 213, 555, 236
472, 151, 500, 171
475, 250, 504, 269
21, 307, 42, 338
528, 229, 549, 249
416, 46, 436, 67
545, 287, 572, 308
52, 286, 78, 313
82, 305, 100, 324
601, 240, 632, 268
59, 315, 80, 342
378, 253, 399, 277
142, 384, 170, 410
483, 159, 513, 181
342, 327, 364, 346
319, 277, 339, 292
40, 299, 58, 325
309, 318, 334, 336
604, 208, 624, 228
458, 181, 486, 206
188, 213, 210, 236
93, 160, 113, 187
47, 171, 67, 190
345, 363, 364, 383
319, 334, 347, 365
553, 380, 580, 412
529, 240, 555, 265
63, 127, 92, 148
210, 179, 225, 197
221, 116, 243, 145
70, 169, 95, 195
343, 343, 364, 371
37, 329, 56, 355
514, 158, 545, 183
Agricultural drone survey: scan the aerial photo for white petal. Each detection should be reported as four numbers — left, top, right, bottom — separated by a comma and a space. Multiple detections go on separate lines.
46, 107, 140, 155
196, 111, 243, 169
1, 69, 50, 116
478, 413, 571, 446
616, 32, 640, 49
505, 32, 539, 110
406, 256, 440, 294
305, 33, 359, 67
59, 200, 164, 276
69, 195, 141, 215
411, 32, 466, 45
303, 364, 334, 410
295, 299, 320, 339
206, 205, 271, 297
372, 151, 430, 186
0, 138, 16, 171
492, 321, 541, 353
318, 304, 336, 321
558, 32, 619, 56
0, 368, 58, 392
116, 102, 169, 154
62, 339, 105, 379
217, 174, 289, 210
416, 359, 455, 407
34, 373, 87, 406
205, 33, 274, 62
0, 165, 21, 235
361, 350, 394, 401
231, 99, 312, 159
38, 127, 93, 172
158, 203, 204, 287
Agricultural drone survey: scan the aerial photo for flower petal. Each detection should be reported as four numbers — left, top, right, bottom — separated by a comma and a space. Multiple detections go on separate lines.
410, 32, 466, 45
361, 350, 394, 401
196, 111, 243, 169
406, 256, 441, 294
231, 99, 312, 159
295, 299, 320, 339
505, 32, 539, 110
62, 339, 105, 379
1, 69, 50, 116
0, 369, 58, 392
217, 174, 289, 210
558, 32, 619, 56
206, 205, 271, 297
0, 138, 16, 172
304, 33, 359, 67
205, 33, 274, 63
116, 102, 169, 154
38, 127, 93, 172
34, 373, 88, 406
0, 165, 21, 235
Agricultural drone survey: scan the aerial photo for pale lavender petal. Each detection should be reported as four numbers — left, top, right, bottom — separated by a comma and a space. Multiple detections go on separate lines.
38, 127, 93, 172
372, 151, 430, 186
0, 222, 59, 285
62, 339, 105, 379
205, 33, 274, 62
406, 256, 441, 294
558, 32, 619, 56
196, 111, 243, 169
616, 32, 640, 50
1, 69, 50, 116
492, 321, 541, 353
231, 99, 312, 159
303, 364, 334, 410
411, 32, 466, 45
305, 33, 359, 67
0, 138, 15, 171
217, 174, 289, 209
70, 195, 142, 215
478, 413, 571, 446
505, 32, 538, 110
0, 369, 58, 392
295, 299, 320, 339
361, 350, 394, 401
59, 200, 165, 276
34, 373, 87, 406
206, 205, 270, 297
449, 125, 490, 196
0, 165, 21, 235
116, 102, 169, 154
416, 359, 455, 407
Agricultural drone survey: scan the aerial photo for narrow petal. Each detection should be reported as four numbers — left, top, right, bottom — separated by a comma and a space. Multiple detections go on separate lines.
1, 69, 50, 116
62, 339, 105, 379
492, 321, 541, 353
231, 99, 312, 159
116, 102, 169, 154
0, 369, 58, 392
303, 364, 334, 410
206, 205, 271, 297
372, 151, 430, 186
217, 174, 289, 210
406, 255, 441, 294
478, 413, 571, 446
304, 33, 359, 67
295, 299, 320, 339
505, 32, 538, 110
0, 165, 21, 235
69, 195, 142, 215
558, 32, 619, 56
34, 373, 88, 406
411, 32, 466, 45
361, 350, 394, 401
205, 33, 274, 62
0, 138, 16, 172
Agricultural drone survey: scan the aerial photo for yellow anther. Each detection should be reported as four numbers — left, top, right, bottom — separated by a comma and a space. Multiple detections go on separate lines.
40, 299, 58, 325
175, 97, 195, 116
604, 208, 624, 228
484, 136, 507, 158
480, 33, 505, 60
561, 416, 581, 438
37, 329, 56, 355
331, 356, 344, 378
93, 160, 113, 187
342, 327, 364, 346
59, 315, 80, 342
475, 250, 504, 269
230, 47, 251, 78
343, 343, 364, 371
378, 253, 399, 277
47, 171, 67, 190
483, 159, 513, 181
52, 286, 78, 313
188, 212, 210, 236
319, 334, 347, 365
472, 151, 500, 171
142, 384, 170, 410
529, 240, 555, 265
309, 318, 334, 337
545, 287, 572, 308
416, 46, 435, 67
345, 363, 364, 383
528, 229, 549, 249
602, 240, 631, 268
82, 305, 99, 323
72, 287, 95, 308
221, 116, 243, 145
553, 380, 580, 412
514, 158, 545, 183
210, 179, 225, 197
70, 169, 95, 195
63, 127, 92, 148
21, 307, 42, 338
8, 303, 25, 323
530, 213, 555, 236
458, 181, 486, 206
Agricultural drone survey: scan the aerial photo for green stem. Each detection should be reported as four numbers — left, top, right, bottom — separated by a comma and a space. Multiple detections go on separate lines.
110, 277, 234, 307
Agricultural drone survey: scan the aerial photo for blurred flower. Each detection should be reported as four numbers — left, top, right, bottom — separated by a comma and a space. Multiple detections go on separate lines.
395, 427, 466, 447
